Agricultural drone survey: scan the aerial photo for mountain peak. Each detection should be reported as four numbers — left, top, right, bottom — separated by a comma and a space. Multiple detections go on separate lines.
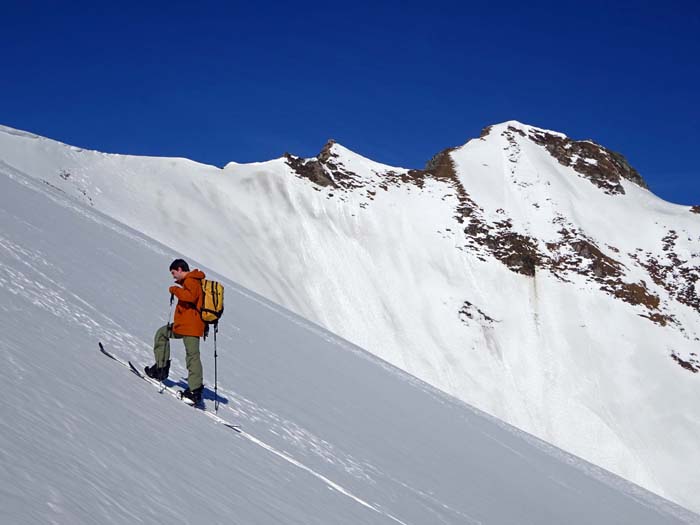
480, 120, 567, 140
318, 138, 337, 159
319, 140, 389, 167
283, 138, 406, 190
477, 120, 647, 193
3, 120, 700, 514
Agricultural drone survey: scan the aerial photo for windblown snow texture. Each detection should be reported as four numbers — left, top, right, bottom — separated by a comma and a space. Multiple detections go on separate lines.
0, 121, 698, 517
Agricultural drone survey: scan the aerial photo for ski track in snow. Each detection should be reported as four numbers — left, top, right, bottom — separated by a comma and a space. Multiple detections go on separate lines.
2, 216, 683, 523
228, 389, 377, 483
0, 179, 403, 522
238, 430, 410, 525
2, 252, 402, 521
0, 189, 411, 521
103, 345, 410, 525
1, 131, 698, 524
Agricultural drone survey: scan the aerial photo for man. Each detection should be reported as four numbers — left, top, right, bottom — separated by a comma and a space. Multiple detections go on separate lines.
145, 258, 205, 405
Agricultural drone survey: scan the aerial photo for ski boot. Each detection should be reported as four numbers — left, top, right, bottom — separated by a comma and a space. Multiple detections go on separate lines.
180, 385, 204, 406
144, 360, 170, 381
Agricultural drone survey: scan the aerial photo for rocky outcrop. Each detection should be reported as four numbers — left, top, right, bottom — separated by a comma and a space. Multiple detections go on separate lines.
284, 126, 691, 336
528, 128, 646, 194
285, 140, 375, 191
459, 301, 496, 326
284, 141, 338, 188
541, 221, 665, 318
671, 352, 699, 373
633, 230, 700, 316
479, 125, 493, 139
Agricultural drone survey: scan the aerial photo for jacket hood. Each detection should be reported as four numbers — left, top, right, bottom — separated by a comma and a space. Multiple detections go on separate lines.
185, 269, 205, 280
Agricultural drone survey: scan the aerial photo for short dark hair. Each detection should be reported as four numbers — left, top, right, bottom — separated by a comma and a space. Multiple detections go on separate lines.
169, 258, 190, 272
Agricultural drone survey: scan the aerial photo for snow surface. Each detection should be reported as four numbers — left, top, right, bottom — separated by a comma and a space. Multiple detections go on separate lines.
1, 141, 698, 525
0, 121, 699, 515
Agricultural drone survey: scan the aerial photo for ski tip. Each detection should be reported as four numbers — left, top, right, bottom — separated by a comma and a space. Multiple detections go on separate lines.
98, 342, 115, 360
224, 423, 242, 433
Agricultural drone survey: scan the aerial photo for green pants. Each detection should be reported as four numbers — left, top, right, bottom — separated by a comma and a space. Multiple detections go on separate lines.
153, 324, 203, 390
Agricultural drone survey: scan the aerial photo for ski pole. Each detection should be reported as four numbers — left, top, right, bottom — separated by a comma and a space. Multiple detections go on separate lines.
214, 323, 219, 413
157, 294, 175, 393
167, 294, 174, 335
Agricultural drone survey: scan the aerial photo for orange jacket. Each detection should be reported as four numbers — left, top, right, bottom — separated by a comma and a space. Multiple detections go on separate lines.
169, 269, 206, 337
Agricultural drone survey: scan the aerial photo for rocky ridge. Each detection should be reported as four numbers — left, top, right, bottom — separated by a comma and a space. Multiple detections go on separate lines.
284, 123, 700, 371
2, 121, 699, 512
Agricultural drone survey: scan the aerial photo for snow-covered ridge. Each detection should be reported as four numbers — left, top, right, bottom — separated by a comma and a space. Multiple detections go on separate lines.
0, 121, 699, 514
0, 123, 44, 140
283, 139, 410, 191
489, 119, 569, 138
281, 122, 697, 334
2, 161, 697, 524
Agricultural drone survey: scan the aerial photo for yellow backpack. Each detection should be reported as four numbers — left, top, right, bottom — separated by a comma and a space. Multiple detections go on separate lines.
200, 279, 224, 325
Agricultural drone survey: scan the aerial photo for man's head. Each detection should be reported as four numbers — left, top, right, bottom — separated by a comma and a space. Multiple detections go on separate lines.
169, 258, 190, 281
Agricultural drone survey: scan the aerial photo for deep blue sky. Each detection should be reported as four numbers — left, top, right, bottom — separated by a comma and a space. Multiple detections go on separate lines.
2, 1, 698, 204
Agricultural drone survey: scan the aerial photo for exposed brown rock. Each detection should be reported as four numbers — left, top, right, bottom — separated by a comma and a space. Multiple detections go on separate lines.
284, 130, 683, 329
604, 280, 660, 309
459, 301, 496, 325
285, 140, 377, 191
416, 143, 655, 291
424, 147, 459, 180
633, 230, 700, 316
570, 240, 622, 278
671, 352, 699, 373
691, 205, 700, 214
479, 125, 493, 139
640, 313, 675, 326
528, 129, 647, 194
423, 147, 481, 222
317, 139, 337, 163
544, 224, 665, 316
284, 153, 337, 188
507, 125, 526, 138
400, 144, 545, 277
483, 227, 541, 277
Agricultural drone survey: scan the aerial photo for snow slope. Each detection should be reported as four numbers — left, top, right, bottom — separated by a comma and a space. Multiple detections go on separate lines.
0, 121, 698, 513
0, 138, 698, 525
